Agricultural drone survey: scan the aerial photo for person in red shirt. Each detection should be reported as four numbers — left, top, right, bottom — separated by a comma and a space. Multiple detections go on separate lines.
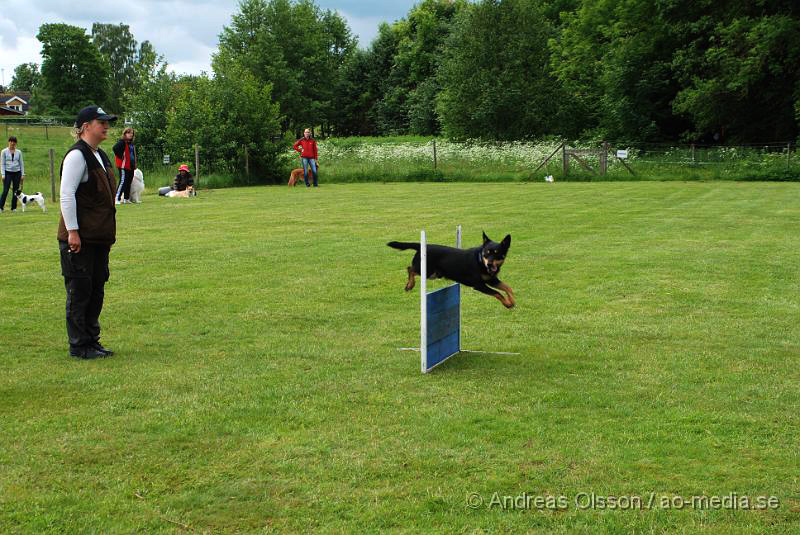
112, 127, 137, 204
292, 128, 319, 187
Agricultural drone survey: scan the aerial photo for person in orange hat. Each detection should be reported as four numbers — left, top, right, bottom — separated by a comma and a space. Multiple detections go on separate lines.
158, 164, 194, 196
173, 164, 194, 191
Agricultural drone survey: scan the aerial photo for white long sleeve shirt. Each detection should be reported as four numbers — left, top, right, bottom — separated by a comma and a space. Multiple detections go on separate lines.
59, 148, 107, 231
1, 148, 24, 177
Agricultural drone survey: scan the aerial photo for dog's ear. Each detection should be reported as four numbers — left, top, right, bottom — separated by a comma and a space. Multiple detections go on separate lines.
501, 234, 511, 250
482, 231, 490, 244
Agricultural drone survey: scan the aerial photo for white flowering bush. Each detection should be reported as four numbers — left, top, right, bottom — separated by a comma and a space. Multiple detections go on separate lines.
281, 138, 797, 182
306, 139, 579, 166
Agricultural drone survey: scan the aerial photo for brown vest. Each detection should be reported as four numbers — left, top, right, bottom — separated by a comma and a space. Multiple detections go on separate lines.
57, 140, 117, 245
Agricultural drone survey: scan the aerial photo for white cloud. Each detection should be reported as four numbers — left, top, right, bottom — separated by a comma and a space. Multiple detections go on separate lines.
0, 0, 416, 85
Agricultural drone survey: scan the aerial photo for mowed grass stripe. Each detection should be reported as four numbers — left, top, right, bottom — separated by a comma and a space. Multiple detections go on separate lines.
1, 182, 798, 533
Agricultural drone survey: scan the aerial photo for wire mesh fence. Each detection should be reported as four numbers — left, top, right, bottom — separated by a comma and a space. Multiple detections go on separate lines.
3, 119, 797, 194
317, 139, 799, 182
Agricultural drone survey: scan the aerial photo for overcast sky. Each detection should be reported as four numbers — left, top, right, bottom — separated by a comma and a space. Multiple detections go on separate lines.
0, 0, 417, 87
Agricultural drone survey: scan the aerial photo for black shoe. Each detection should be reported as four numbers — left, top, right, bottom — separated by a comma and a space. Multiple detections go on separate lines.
69, 346, 108, 359
92, 342, 114, 356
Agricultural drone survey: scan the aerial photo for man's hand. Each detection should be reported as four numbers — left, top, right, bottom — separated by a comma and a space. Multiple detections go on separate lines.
67, 230, 81, 253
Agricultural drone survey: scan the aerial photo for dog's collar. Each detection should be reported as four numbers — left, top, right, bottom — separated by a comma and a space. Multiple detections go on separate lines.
476, 249, 488, 272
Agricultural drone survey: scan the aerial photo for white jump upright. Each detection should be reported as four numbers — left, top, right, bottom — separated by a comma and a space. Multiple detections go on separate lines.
420, 226, 462, 373
420, 229, 428, 373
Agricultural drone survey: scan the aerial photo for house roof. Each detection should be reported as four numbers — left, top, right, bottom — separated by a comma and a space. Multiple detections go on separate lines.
0, 107, 25, 115
0, 92, 32, 105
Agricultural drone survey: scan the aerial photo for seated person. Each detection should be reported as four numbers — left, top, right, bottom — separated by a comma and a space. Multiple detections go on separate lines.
159, 164, 195, 196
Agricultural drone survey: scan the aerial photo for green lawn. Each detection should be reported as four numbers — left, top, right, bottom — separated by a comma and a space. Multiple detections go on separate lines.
1, 182, 799, 533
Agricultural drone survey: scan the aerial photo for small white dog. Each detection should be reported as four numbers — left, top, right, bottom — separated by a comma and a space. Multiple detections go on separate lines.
545, 175, 554, 183
130, 169, 145, 203
15, 191, 47, 212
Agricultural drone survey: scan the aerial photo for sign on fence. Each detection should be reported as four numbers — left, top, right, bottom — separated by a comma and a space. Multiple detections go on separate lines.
616, 149, 628, 159
163, 154, 170, 165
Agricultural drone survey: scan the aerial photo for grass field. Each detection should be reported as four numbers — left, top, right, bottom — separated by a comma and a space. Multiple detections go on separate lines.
1, 181, 799, 533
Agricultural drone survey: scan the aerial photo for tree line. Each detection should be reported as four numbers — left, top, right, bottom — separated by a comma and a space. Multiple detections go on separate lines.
8, 0, 800, 176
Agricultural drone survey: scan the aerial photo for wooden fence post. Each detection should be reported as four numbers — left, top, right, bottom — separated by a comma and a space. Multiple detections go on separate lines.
788, 142, 792, 171
692, 144, 696, 163
245, 146, 249, 177
49, 149, 56, 202
194, 144, 200, 185
533, 141, 566, 173
600, 141, 608, 175
562, 143, 569, 175
433, 139, 437, 170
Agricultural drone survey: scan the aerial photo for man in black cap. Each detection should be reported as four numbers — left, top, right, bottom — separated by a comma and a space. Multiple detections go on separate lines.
57, 105, 119, 359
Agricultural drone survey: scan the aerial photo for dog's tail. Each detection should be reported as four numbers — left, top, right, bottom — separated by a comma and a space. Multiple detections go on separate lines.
387, 241, 420, 251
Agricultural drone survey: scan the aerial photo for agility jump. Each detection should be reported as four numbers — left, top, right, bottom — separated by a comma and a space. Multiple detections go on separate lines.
391, 226, 519, 373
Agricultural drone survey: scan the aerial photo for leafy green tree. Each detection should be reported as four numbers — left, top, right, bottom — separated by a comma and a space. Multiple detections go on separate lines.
666, 0, 800, 142
10, 63, 41, 92
216, 0, 356, 135
163, 65, 283, 181
363, 23, 402, 135
330, 49, 380, 135
549, 0, 688, 141
36, 23, 109, 113
551, 0, 799, 142
368, 0, 465, 135
125, 64, 176, 149
92, 23, 139, 113
437, 0, 568, 140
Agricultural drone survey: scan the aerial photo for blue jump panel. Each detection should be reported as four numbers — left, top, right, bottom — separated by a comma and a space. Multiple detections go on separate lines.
425, 284, 460, 371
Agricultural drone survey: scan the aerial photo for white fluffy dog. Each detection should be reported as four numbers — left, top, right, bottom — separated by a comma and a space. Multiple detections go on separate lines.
15, 191, 47, 212
130, 169, 145, 203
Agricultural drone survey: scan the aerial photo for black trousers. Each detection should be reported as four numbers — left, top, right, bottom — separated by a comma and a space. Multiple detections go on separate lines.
59, 241, 111, 350
1, 170, 22, 210
117, 168, 133, 200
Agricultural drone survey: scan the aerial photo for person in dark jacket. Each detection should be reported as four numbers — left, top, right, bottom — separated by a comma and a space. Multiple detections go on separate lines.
58, 105, 118, 359
174, 164, 194, 191
112, 127, 136, 204
158, 164, 195, 196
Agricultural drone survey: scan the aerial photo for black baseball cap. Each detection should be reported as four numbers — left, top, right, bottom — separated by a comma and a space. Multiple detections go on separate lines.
75, 105, 117, 127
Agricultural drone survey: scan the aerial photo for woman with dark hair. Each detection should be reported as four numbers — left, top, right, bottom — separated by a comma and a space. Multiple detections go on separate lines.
0, 136, 25, 212
112, 127, 136, 204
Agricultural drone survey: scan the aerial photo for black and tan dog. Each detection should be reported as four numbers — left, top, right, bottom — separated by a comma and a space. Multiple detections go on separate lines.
387, 232, 515, 308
